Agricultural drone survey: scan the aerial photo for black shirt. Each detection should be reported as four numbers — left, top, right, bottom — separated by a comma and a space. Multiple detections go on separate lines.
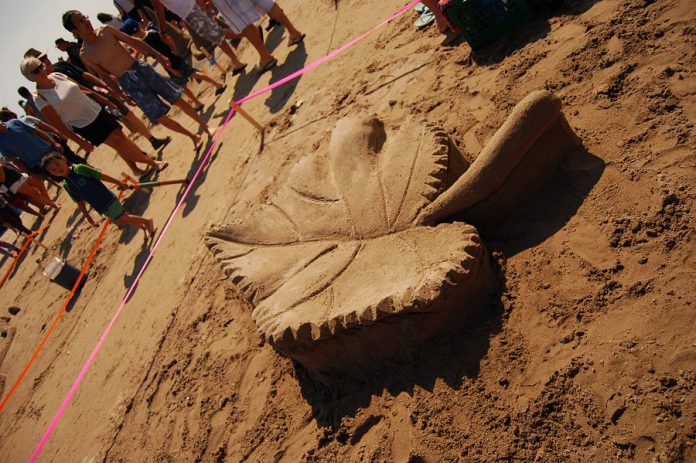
1, 164, 24, 188
143, 31, 184, 68
52, 61, 92, 89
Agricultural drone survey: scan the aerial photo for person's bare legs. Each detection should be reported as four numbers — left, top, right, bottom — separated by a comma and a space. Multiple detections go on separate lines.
25, 174, 56, 205
28, 173, 54, 202
17, 182, 60, 211
158, 114, 202, 149
115, 212, 155, 238
241, 24, 275, 68
217, 40, 246, 70
421, 0, 450, 33
182, 85, 205, 111
122, 110, 151, 137
267, 4, 303, 42
192, 70, 224, 89
121, 109, 171, 149
15, 200, 43, 217
198, 46, 227, 78
172, 97, 215, 136
103, 129, 168, 175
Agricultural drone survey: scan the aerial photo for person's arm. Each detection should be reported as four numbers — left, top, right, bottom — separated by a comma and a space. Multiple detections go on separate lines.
80, 70, 128, 102
72, 80, 118, 111
151, 0, 179, 51
97, 171, 131, 189
152, 0, 168, 33
34, 119, 68, 142
80, 54, 136, 106
28, 120, 64, 152
7, 157, 29, 174
114, 2, 127, 20
22, 102, 38, 118
76, 200, 99, 226
38, 105, 94, 153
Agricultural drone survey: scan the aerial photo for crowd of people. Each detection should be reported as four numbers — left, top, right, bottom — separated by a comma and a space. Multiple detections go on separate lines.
1, 0, 307, 247
2, 0, 462, 256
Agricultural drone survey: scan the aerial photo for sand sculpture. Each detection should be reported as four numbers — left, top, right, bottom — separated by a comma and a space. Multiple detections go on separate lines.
207, 90, 581, 379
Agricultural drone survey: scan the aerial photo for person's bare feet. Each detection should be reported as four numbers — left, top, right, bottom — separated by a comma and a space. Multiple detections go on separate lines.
255, 57, 277, 74
145, 219, 155, 238
192, 134, 203, 150
157, 160, 169, 172
287, 33, 305, 46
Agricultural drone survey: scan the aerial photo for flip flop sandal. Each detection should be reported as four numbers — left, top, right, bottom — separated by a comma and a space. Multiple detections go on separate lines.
415, 9, 435, 29
415, 2, 427, 14
215, 85, 227, 96
287, 33, 305, 46
232, 64, 247, 76
254, 58, 278, 75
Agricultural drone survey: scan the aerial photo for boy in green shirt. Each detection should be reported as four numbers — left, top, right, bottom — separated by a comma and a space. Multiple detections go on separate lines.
43, 154, 155, 238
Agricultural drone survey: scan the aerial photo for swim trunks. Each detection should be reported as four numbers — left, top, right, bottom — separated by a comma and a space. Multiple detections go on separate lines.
118, 60, 182, 124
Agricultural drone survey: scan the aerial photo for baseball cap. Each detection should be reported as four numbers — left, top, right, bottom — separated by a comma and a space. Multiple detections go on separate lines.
120, 18, 139, 36
20, 57, 43, 80
24, 48, 47, 59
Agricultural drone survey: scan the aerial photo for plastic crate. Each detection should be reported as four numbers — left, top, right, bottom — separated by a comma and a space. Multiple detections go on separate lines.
441, 0, 534, 51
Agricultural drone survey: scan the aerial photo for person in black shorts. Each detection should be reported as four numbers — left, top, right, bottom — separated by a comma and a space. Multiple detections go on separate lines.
24, 48, 171, 151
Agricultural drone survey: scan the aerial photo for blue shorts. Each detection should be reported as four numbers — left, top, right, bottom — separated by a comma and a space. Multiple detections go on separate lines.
118, 60, 183, 124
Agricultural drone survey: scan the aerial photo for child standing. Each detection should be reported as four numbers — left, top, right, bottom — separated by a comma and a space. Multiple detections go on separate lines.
42, 154, 155, 238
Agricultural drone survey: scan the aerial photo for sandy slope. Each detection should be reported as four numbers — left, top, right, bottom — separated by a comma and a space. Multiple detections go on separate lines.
0, 0, 694, 461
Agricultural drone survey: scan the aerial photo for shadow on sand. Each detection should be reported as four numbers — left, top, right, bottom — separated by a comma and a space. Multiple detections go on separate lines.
464, 0, 601, 65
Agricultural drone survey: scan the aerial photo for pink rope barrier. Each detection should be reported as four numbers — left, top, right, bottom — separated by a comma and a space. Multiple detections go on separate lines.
29, 1, 419, 460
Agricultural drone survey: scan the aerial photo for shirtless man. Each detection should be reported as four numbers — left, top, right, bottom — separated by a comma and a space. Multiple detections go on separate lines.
62, 10, 214, 149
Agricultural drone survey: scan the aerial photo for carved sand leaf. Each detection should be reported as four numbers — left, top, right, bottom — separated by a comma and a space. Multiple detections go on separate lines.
207, 116, 486, 349
208, 91, 581, 377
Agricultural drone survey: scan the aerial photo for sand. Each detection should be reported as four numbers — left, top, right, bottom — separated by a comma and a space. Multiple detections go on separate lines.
0, 0, 695, 461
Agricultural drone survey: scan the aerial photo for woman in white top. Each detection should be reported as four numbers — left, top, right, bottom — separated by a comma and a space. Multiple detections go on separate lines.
20, 57, 167, 176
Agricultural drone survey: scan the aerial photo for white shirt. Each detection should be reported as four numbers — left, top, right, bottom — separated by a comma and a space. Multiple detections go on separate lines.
160, 0, 196, 19
19, 115, 41, 128
114, 0, 135, 12
35, 73, 101, 129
